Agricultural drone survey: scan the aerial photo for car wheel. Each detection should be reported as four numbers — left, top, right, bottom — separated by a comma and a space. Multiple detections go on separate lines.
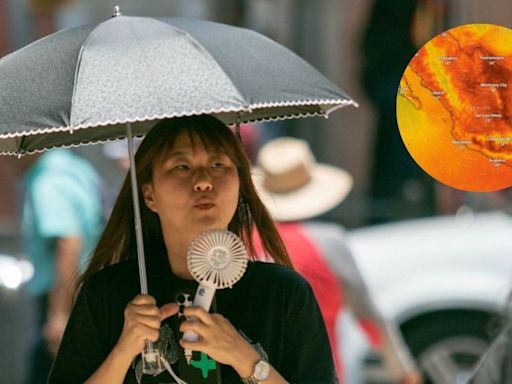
402, 312, 497, 384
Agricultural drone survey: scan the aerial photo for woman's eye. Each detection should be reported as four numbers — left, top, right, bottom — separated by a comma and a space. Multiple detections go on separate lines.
174, 164, 190, 171
211, 162, 226, 168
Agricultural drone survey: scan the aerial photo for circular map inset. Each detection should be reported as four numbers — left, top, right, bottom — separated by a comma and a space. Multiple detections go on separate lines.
397, 23, 512, 192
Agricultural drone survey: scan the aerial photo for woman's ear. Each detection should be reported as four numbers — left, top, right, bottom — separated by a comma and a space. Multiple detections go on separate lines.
142, 183, 157, 212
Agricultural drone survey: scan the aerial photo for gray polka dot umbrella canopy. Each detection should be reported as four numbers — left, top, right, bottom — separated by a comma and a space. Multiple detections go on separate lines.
0, 13, 356, 155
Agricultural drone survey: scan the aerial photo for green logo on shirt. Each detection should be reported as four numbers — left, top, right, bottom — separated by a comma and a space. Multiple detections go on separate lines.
191, 352, 216, 378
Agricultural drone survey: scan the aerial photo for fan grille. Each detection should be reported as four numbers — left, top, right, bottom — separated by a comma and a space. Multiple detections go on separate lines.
187, 229, 248, 289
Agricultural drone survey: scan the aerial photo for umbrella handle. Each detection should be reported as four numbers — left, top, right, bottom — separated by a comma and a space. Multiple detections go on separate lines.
142, 343, 163, 375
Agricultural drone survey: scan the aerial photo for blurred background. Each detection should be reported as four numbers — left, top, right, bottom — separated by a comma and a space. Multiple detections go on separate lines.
1, 1, 512, 383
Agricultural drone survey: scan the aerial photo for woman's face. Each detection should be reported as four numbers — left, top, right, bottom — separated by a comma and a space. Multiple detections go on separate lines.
142, 131, 240, 239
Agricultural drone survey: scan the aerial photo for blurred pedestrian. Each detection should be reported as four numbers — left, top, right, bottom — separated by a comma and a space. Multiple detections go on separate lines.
253, 137, 421, 384
21, 148, 103, 384
360, 0, 443, 223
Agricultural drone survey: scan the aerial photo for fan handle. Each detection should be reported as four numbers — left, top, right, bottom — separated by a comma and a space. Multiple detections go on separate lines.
182, 283, 216, 343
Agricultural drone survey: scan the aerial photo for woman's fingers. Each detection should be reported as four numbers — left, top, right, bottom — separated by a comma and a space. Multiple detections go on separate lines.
125, 295, 160, 319
179, 335, 206, 350
179, 318, 209, 336
182, 306, 214, 325
135, 313, 164, 330
177, 309, 256, 368
130, 323, 160, 343
180, 308, 233, 336
125, 307, 160, 328
129, 295, 178, 320
116, 296, 178, 359
131, 294, 156, 305
125, 303, 161, 317
159, 303, 179, 320
126, 304, 179, 329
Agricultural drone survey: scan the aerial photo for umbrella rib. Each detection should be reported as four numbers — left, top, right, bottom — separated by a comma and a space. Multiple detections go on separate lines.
69, 20, 108, 126
17, 135, 26, 156
151, 18, 251, 111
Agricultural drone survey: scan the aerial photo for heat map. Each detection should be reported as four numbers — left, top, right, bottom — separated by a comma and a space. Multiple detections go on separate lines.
397, 24, 512, 191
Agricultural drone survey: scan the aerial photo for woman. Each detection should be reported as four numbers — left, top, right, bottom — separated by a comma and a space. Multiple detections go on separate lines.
49, 116, 336, 383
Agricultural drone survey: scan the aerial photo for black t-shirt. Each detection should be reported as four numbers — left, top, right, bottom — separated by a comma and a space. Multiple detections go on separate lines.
49, 257, 336, 383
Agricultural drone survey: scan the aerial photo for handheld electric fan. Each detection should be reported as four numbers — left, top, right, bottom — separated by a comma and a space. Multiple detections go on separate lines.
182, 229, 248, 362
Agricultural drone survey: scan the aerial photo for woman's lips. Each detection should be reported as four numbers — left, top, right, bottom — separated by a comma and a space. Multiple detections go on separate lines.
195, 203, 215, 210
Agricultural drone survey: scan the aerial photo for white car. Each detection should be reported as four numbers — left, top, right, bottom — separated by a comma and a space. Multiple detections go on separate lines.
346, 210, 512, 384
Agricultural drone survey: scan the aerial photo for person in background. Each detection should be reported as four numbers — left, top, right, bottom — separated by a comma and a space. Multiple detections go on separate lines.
252, 137, 421, 384
21, 148, 103, 384
360, 0, 444, 223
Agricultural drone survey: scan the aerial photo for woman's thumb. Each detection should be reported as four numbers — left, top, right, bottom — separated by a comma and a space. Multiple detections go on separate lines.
159, 303, 179, 320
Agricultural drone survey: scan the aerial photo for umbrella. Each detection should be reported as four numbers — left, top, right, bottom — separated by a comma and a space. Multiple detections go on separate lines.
0, 7, 356, 376
0, 10, 356, 155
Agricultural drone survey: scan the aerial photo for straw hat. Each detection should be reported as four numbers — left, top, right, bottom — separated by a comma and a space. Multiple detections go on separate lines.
253, 137, 353, 221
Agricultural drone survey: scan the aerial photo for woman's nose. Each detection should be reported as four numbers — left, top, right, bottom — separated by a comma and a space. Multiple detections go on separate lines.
193, 170, 213, 191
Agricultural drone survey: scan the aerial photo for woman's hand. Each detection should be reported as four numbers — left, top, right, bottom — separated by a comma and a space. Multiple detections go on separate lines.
179, 307, 289, 383
179, 306, 261, 377
114, 294, 178, 360
84, 296, 177, 383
